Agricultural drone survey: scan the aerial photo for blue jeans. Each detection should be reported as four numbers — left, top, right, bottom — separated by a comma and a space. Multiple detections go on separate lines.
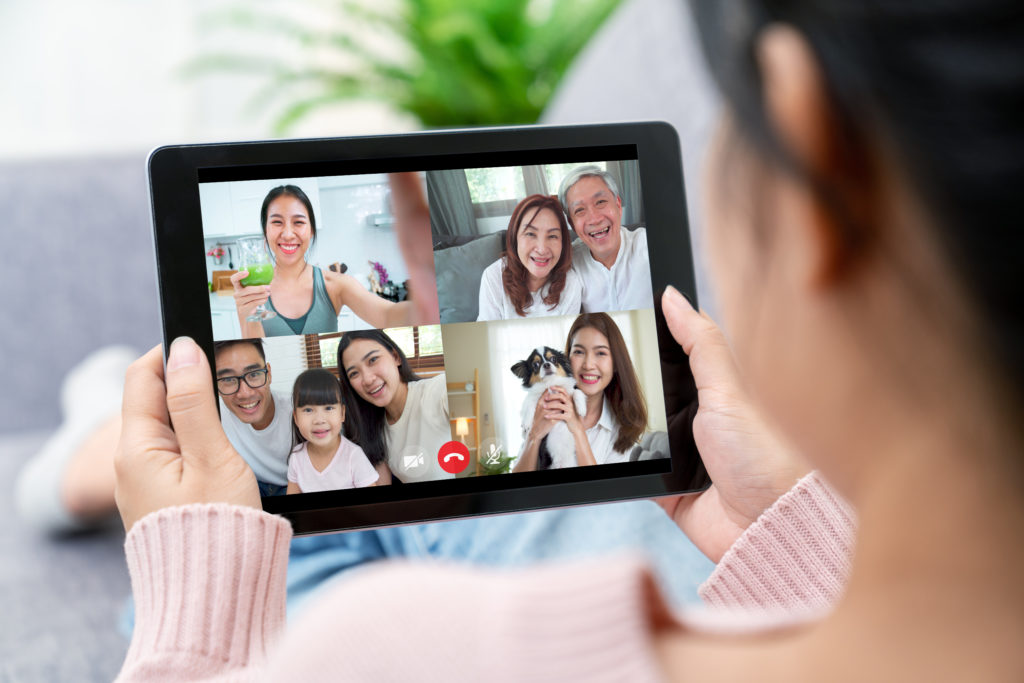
287, 499, 715, 618
258, 480, 287, 497
121, 499, 715, 636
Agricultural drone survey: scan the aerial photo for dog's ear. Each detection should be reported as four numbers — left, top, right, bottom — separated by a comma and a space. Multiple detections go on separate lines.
511, 360, 530, 381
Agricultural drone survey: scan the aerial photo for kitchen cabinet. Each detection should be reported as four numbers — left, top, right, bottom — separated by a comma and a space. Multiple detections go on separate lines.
211, 308, 240, 340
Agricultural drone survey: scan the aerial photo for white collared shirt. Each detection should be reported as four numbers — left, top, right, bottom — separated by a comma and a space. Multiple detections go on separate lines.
571, 226, 654, 313
477, 257, 583, 321
584, 397, 632, 465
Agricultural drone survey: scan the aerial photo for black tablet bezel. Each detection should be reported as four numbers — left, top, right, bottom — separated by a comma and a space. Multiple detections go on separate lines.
148, 121, 705, 535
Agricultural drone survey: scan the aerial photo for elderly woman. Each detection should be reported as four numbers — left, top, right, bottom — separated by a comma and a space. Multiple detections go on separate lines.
476, 193, 583, 321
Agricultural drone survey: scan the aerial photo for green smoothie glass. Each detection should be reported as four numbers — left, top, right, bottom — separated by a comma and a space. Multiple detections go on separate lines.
237, 236, 277, 322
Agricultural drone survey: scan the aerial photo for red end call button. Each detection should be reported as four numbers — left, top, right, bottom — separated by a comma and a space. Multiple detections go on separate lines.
438, 441, 470, 474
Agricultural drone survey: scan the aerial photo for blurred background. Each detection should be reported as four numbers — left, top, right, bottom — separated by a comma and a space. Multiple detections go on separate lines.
0, 0, 717, 679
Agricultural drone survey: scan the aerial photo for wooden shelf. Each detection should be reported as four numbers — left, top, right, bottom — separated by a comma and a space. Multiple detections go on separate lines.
447, 369, 482, 476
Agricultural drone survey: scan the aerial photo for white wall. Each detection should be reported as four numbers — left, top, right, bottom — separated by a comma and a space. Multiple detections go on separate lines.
263, 335, 307, 398
0, 0, 416, 160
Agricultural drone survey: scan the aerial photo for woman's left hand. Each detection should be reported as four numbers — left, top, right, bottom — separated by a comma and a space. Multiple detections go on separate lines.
542, 386, 585, 436
114, 339, 261, 532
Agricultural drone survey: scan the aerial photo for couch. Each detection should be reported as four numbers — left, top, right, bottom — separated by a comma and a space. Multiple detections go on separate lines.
0, 0, 716, 679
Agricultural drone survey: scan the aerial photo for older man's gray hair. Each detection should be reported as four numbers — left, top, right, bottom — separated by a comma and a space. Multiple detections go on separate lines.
557, 165, 621, 215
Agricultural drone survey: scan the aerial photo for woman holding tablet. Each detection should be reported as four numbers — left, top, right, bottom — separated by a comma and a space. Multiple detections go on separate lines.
336, 329, 454, 485
111, 0, 1024, 677
513, 313, 648, 471
232, 184, 439, 337
476, 194, 583, 321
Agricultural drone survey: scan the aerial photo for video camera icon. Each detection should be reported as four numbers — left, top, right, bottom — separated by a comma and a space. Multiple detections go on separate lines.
397, 445, 429, 478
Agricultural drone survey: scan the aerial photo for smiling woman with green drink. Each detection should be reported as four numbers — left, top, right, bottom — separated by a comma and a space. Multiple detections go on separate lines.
231, 182, 440, 338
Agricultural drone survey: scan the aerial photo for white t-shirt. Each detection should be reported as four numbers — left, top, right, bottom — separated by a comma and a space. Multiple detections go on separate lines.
221, 390, 293, 486
477, 258, 583, 321
571, 227, 654, 313
584, 397, 633, 465
385, 373, 455, 483
287, 436, 379, 493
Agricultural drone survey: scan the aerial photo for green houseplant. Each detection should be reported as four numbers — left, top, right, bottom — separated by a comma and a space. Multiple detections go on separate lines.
189, 0, 622, 132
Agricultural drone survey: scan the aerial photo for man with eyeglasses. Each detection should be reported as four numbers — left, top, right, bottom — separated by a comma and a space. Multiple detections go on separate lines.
214, 340, 293, 497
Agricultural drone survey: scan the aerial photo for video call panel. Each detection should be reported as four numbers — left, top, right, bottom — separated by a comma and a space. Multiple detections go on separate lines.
198, 158, 672, 497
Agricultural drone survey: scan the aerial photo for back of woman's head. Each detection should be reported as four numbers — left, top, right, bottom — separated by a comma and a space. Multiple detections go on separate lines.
689, 0, 1024, 409
502, 194, 573, 316
335, 329, 420, 465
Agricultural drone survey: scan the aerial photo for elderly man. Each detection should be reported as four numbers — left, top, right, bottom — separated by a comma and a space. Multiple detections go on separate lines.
559, 165, 654, 312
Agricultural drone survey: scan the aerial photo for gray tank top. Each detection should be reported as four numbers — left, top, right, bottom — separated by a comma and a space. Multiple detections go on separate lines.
262, 266, 339, 337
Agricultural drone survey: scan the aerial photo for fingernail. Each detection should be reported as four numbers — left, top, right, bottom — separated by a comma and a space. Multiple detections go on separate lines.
664, 285, 695, 312
167, 337, 200, 371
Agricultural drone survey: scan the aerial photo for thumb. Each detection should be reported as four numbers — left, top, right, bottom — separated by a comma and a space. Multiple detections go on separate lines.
662, 286, 743, 395
164, 337, 235, 466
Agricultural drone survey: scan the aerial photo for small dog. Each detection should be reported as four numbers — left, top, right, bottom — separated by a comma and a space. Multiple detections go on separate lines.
511, 346, 588, 470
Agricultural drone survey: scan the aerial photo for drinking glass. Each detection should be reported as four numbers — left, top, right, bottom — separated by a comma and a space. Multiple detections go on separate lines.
236, 236, 276, 322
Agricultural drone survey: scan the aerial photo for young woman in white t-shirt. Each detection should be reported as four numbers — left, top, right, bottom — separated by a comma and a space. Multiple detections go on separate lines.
285, 369, 378, 494
477, 194, 583, 321
337, 329, 453, 484
514, 312, 648, 471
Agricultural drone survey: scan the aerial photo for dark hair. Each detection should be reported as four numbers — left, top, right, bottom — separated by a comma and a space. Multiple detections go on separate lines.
336, 329, 421, 467
260, 185, 317, 252
289, 368, 344, 453
501, 195, 573, 317
213, 339, 265, 364
689, 1, 1024, 408
566, 313, 648, 453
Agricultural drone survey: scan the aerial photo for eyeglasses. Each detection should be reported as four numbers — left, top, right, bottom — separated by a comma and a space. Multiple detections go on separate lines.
216, 367, 269, 395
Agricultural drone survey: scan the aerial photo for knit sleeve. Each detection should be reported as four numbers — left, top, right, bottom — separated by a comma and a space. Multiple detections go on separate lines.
699, 471, 856, 612
116, 504, 292, 682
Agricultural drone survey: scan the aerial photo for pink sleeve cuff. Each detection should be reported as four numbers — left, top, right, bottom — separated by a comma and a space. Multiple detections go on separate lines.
699, 471, 856, 612
118, 504, 292, 682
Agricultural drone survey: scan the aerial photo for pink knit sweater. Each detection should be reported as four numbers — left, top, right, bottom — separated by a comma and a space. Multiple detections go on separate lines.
117, 472, 855, 682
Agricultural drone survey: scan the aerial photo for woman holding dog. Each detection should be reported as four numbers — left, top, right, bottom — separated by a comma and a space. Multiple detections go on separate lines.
476, 194, 583, 321
513, 313, 648, 472
232, 179, 440, 338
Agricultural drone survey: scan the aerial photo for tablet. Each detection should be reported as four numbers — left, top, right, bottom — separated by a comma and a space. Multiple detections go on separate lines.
148, 122, 708, 535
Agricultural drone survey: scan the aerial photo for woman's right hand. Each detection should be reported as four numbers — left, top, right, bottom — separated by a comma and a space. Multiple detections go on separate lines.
230, 270, 272, 320
656, 286, 811, 563
528, 390, 562, 443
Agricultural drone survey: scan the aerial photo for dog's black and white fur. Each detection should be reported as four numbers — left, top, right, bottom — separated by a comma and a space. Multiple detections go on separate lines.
511, 346, 588, 470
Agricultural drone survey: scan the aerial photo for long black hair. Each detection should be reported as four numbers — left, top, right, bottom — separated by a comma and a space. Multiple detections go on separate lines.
289, 368, 346, 454
689, 1, 1024, 410
336, 329, 421, 467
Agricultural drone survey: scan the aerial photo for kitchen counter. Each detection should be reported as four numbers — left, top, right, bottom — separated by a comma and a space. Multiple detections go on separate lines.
208, 290, 376, 340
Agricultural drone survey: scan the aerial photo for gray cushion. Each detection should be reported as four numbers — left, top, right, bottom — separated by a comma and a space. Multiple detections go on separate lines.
434, 231, 507, 323
630, 431, 670, 461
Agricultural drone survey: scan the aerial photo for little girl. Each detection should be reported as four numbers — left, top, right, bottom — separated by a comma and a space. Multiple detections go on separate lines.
286, 369, 379, 494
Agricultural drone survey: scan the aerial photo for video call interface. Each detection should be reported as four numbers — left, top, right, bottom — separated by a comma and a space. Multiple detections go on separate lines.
198, 154, 673, 498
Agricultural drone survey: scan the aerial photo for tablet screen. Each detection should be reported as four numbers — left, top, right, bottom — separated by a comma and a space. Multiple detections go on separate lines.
155, 125, 706, 530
